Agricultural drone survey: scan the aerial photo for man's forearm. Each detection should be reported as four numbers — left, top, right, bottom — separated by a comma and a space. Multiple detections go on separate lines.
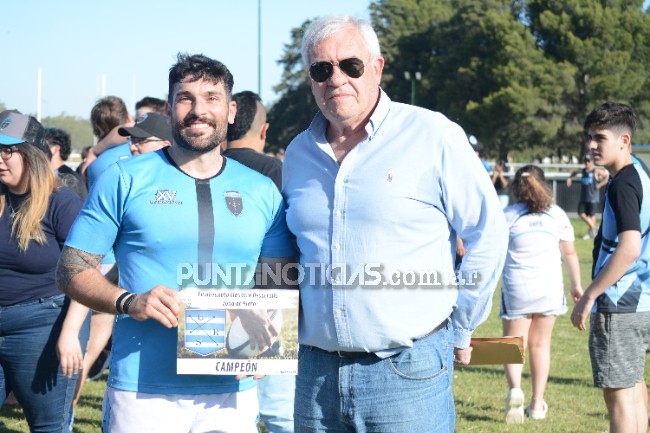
92, 125, 128, 156
56, 245, 125, 314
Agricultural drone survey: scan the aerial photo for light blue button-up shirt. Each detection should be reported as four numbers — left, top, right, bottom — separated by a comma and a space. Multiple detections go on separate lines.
283, 90, 507, 356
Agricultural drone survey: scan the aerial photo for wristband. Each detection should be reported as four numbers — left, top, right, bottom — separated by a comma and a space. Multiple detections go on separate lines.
122, 294, 137, 315
115, 291, 131, 314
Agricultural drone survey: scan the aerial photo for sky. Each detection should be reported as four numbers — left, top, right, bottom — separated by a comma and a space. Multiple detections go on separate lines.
1, 0, 371, 120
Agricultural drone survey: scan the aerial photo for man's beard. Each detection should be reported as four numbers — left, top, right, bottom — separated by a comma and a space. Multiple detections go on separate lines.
172, 114, 226, 153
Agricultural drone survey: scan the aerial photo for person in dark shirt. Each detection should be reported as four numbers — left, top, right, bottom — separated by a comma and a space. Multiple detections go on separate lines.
45, 127, 88, 200
223, 91, 282, 190
0, 110, 90, 433
492, 159, 510, 208
566, 154, 608, 239
224, 91, 293, 433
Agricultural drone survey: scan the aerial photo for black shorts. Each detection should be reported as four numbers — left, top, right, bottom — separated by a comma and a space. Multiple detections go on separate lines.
578, 201, 598, 216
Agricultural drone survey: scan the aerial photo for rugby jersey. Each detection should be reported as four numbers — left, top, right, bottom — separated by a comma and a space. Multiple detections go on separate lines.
594, 161, 650, 313
66, 148, 294, 394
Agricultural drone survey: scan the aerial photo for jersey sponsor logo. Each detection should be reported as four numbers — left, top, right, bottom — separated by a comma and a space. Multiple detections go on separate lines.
225, 191, 243, 216
184, 309, 226, 356
150, 189, 183, 205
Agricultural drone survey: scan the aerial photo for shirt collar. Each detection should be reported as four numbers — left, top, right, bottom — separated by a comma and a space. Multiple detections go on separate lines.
308, 88, 392, 143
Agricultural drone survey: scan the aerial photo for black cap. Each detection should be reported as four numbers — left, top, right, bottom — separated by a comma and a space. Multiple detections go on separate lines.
0, 110, 48, 151
118, 113, 172, 142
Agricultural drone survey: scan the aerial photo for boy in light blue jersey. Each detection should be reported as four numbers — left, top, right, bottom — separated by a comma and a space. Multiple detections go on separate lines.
571, 102, 650, 433
57, 54, 295, 433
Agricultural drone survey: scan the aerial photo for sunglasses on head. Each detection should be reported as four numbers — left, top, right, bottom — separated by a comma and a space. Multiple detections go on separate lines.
309, 58, 365, 83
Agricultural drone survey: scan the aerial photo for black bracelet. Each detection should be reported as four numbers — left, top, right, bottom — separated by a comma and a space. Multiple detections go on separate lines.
115, 291, 131, 314
122, 294, 137, 315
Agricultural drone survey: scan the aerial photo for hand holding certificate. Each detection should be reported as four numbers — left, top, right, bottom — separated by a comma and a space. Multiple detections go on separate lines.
177, 288, 299, 376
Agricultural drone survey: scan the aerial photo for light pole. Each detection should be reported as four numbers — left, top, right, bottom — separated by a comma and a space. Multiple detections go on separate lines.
258, 0, 262, 95
404, 71, 422, 105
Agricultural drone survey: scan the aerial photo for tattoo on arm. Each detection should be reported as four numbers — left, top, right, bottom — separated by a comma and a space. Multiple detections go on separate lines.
56, 245, 103, 292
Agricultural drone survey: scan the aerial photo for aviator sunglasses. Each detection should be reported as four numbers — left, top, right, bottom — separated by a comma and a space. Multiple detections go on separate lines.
309, 58, 365, 82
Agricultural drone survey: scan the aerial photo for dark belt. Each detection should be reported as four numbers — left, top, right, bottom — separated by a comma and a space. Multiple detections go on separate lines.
334, 318, 448, 359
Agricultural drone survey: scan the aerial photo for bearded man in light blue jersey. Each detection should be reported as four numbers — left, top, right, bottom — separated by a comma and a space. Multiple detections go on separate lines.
282, 16, 508, 433
56, 53, 295, 433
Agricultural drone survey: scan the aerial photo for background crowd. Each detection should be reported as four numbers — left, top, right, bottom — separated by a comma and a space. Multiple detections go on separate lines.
0, 13, 648, 433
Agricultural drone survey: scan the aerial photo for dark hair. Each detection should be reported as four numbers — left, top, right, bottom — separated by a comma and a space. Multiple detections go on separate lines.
80, 145, 92, 160
227, 91, 263, 142
44, 127, 72, 160
90, 96, 129, 140
584, 101, 637, 140
511, 165, 553, 214
168, 53, 234, 104
135, 97, 167, 116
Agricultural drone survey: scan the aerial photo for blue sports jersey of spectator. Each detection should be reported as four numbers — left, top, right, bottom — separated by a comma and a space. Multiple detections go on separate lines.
84, 142, 131, 265
85, 142, 131, 191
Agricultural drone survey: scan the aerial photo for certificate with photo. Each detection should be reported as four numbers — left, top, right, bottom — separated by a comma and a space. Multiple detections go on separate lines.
177, 288, 299, 376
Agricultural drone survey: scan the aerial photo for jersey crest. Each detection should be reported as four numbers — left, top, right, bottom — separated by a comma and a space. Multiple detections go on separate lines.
224, 191, 243, 216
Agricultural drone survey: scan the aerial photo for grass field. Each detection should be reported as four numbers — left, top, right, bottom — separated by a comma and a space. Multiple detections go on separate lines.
1, 218, 647, 432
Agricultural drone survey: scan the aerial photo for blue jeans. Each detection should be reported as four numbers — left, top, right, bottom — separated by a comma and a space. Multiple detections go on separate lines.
294, 322, 455, 433
0, 294, 89, 433
258, 375, 295, 433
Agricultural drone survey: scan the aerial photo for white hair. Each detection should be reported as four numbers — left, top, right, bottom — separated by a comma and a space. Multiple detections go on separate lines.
301, 15, 381, 69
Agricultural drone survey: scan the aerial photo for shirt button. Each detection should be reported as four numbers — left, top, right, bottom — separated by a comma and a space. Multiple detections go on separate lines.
335, 308, 343, 317
335, 210, 342, 217
333, 244, 340, 250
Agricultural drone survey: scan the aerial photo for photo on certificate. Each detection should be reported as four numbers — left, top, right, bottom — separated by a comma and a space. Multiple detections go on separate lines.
176, 288, 299, 376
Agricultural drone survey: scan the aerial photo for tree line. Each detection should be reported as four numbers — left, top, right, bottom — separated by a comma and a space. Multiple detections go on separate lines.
0, 101, 93, 156
4, 0, 648, 161
266, 0, 650, 161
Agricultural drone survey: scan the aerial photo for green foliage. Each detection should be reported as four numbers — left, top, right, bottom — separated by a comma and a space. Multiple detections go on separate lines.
269, 0, 650, 159
266, 20, 318, 152
0, 100, 92, 156
526, 0, 650, 154
41, 115, 93, 156
369, 0, 454, 96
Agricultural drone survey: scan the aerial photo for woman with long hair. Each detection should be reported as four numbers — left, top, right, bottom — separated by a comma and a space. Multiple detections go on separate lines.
0, 111, 89, 432
501, 165, 582, 424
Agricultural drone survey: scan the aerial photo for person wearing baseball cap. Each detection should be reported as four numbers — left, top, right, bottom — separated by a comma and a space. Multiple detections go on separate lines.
0, 110, 48, 150
118, 112, 172, 156
0, 110, 90, 432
